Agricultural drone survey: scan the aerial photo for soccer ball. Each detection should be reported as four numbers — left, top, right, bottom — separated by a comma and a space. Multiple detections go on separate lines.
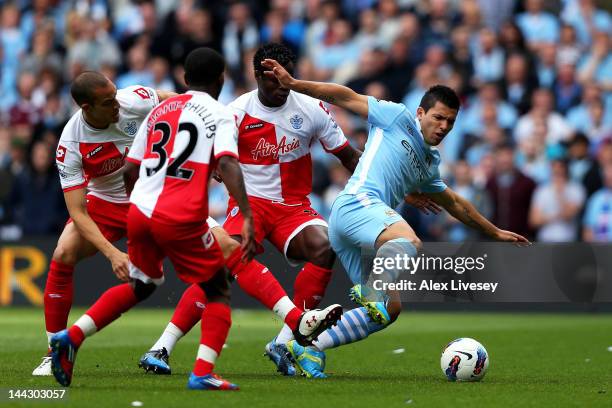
440, 338, 489, 381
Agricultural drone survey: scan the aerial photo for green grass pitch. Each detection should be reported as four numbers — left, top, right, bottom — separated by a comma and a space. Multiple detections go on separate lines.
2, 308, 611, 407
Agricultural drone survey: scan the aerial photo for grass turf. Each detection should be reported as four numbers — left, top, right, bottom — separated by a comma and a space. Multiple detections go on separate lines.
1, 308, 611, 407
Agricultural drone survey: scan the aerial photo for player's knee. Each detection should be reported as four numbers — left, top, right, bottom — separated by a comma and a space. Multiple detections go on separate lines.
211, 227, 240, 259
221, 237, 240, 260
410, 237, 423, 252
130, 280, 157, 301
200, 269, 231, 304
304, 237, 335, 268
378, 237, 421, 258
52, 244, 78, 266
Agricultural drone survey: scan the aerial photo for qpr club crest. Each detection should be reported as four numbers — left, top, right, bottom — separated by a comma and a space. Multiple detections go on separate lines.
123, 120, 138, 136
289, 114, 303, 130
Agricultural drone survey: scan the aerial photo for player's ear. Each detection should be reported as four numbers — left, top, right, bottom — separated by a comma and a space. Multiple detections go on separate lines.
416, 106, 425, 120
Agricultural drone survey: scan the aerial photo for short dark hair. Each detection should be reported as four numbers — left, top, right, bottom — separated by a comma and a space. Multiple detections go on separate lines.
70, 71, 110, 106
253, 43, 296, 74
569, 132, 589, 146
184, 47, 225, 87
419, 85, 461, 112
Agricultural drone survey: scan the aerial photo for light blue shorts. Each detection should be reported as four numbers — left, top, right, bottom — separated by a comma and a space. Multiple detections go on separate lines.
329, 194, 404, 284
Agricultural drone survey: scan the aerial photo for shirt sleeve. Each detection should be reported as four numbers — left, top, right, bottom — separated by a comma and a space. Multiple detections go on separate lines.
213, 109, 239, 159
118, 86, 160, 117
56, 140, 87, 192
315, 101, 349, 153
420, 177, 448, 193
367, 96, 407, 129
419, 164, 447, 193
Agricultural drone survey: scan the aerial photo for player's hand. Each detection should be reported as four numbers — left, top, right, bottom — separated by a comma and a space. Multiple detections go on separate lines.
261, 59, 296, 89
492, 229, 531, 246
109, 250, 130, 281
240, 216, 257, 262
404, 193, 442, 215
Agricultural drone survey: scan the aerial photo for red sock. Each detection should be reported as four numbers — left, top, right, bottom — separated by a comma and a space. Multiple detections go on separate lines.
67, 325, 85, 347
227, 248, 302, 330
193, 302, 231, 376
44, 260, 74, 334
227, 248, 286, 310
170, 284, 207, 333
293, 263, 332, 310
83, 283, 139, 334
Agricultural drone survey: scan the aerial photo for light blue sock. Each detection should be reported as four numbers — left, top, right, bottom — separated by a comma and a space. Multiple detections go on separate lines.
312, 307, 385, 351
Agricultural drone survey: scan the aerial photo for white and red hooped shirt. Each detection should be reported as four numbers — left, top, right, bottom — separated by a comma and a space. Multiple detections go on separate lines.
127, 91, 239, 224
229, 90, 349, 203
56, 86, 159, 203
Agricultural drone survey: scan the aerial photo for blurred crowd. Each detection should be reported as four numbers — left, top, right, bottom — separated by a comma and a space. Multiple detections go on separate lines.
0, 0, 610, 243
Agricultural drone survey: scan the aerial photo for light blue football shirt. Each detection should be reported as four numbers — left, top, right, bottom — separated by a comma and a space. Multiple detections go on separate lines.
341, 97, 447, 208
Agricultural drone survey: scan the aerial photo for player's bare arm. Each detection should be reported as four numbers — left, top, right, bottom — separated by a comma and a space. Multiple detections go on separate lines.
261, 58, 369, 119
217, 155, 257, 261
63, 188, 129, 280
122, 161, 139, 196
333, 145, 361, 173
155, 90, 178, 102
426, 187, 530, 244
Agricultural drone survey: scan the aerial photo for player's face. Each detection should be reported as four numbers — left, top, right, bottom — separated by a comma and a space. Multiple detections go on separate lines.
256, 61, 294, 107
416, 102, 457, 146
85, 82, 120, 124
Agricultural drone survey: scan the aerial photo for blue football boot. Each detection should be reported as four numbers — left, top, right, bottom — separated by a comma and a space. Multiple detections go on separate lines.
349, 284, 391, 326
49, 330, 79, 387
138, 348, 171, 375
286, 340, 327, 379
187, 372, 239, 391
264, 338, 296, 376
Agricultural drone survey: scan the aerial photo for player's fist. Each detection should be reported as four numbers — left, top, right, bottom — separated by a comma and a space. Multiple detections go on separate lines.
109, 250, 130, 281
240, 216, 257, 262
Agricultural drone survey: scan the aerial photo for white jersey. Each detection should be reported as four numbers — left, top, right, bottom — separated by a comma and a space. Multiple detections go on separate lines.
56, 86, 159, 203
127, 90, 238, 224
229, 90, 348, 203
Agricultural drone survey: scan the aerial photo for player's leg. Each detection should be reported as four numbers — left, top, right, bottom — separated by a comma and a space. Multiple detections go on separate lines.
32, 222, 99, 376
292, 196, 419, 378
160, 222, 237, 390
35, 198, 127, 376
139, 219, 338, 376
138, 283, 205, 374
367, 220, 422, 321
49, 206, 162, 387
224, 206, 342, 343
267, 205, 335, 342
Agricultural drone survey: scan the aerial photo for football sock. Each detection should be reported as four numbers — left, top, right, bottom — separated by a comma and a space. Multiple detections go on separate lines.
293, 263, 332, 310
149, 284, 207, 354
228, 248, 302, 329
44, 260, 74, 338
275, 263, 332, 344
193, 302, 231, 376
68, 283, 139, 347
275, 324, 294, 344
311, 307, 384, 351
368, 239, 417, 291
150, 322, 184, 355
